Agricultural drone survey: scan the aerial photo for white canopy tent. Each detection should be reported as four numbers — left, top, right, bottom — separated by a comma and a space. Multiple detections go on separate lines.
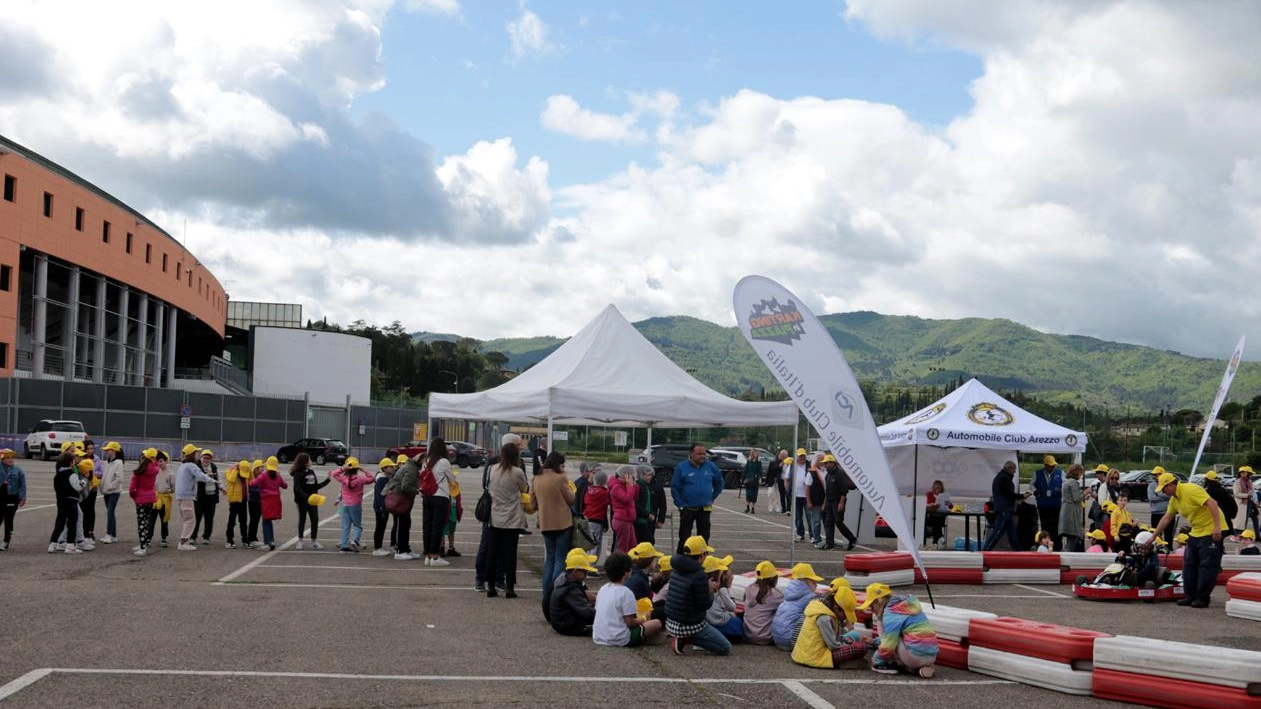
428, 304, 799, 444
877, 378, 1087, 546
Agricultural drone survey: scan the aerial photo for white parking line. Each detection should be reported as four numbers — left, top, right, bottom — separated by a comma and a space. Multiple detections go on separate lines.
215, 510, 342, 584
1013, 583, 1072, 598
212, 582, 539, 592
0, 668, 51, 700
783, 680, 834, 709
260, 563, 471, 573
14, 504, 56, 513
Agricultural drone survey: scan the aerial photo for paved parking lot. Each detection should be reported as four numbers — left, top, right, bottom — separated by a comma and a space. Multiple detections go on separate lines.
1, 459, 1250, 707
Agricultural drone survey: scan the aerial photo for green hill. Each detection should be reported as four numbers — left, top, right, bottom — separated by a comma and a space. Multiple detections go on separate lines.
481, 312, 1260, 411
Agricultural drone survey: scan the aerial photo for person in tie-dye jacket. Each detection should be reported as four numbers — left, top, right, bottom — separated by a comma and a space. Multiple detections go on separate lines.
857, 583, 939, 678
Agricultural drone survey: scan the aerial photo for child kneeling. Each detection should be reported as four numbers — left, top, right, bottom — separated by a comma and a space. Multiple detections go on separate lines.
594, 552, 663, 647
792, 584, 869, 669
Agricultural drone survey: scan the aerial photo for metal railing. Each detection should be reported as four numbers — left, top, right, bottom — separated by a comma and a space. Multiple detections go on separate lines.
210, 355, 251, 396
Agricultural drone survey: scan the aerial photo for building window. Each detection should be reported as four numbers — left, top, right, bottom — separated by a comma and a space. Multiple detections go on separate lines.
75, 207, 84, 231
176, 262, 181, 279
102, 220, 111, 243
162, 254, 168, 272
187, 271, 192, 287
145, 243, 151, 263
43, 192, 52, 217
2, 175, 13, 202
0, 265, 10, 292
0, 342, 7, 369
125, 232, 133, 254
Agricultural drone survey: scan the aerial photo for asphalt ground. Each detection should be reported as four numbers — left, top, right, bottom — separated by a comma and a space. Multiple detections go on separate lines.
1, 459, 1253, 708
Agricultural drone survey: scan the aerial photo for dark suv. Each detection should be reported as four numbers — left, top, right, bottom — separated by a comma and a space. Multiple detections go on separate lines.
276, 438, 348, 465
636, 444, 743, 488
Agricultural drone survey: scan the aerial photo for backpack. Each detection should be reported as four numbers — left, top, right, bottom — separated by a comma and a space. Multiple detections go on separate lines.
419, 467, 438, 497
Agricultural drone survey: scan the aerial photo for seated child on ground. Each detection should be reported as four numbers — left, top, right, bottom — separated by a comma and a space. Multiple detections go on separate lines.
664, 535, 730, 656
550, 549, 599, 636
627, 542, 667, 620
1086, 529, 1108, 553
594, 552, 662, 647
1241, 529, 1259, 555
704, 555, 743, 642
743, 561, 784, 646
771, 563, 826, 650
791, 584, 869, 669
652, 555, 672, 602
861, 583, 939, 679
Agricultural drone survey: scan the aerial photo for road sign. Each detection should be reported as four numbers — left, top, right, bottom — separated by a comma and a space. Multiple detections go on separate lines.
614, 431, 628, 447
179, 416, 191, 429
179, 403, 191, 417
552, 431, 569, 441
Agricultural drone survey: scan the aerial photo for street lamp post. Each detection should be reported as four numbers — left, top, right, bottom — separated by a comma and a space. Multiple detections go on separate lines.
440, 369, 459, 393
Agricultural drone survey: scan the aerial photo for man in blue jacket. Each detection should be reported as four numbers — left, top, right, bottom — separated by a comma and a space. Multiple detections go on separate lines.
1033, 455, 1064, 551
671, 444, 724, 555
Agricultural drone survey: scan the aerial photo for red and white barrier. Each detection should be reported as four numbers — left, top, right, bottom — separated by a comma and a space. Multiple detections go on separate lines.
967, 646, 1095, 695
982, 567, 1061, 584
1092, 635, 1261, 708
844, 552, 915, 587
1226, 572, 1261, 602
922, 604, 996, 642
1225, 599, 1261, 622
964, 616, 1108, 695
981, 551, 1061, 569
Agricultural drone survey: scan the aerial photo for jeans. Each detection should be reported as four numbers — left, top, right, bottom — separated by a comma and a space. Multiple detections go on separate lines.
542, 528, 574, 616
1, 497, 17, 544
804, 506, 822, 543
226, 501, 247, 544
339, 504, 363, 549
983, 509, 1020, 551
192, 498, 217, 540
262, 519, 275, 546
675, 507, 712, 554
1183, 534, 1224, 602
80, 488, 97, 539
687, 623, 732, 655
422, 496, 450, 556
717, 616, 745, 641
103, 492, 121, 538
373, 507, 396, 550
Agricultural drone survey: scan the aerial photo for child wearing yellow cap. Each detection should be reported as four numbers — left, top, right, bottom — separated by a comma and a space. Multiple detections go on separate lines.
98, 442, 125, 544
371, 458, 398, 557
792, 584, 869, 669
1241, 529, 1258, 555
772, 562, 825, 650
331, 458, 374, 553
743, 562, 784, 645
1086, 529, 1108, 553
626, 542, 665, 601
48, 452, 87, 554
549, 548, 598, 637
664, 536, 730, 656
223, 461, 253, 549
594, 552, 663, 647
245, 460, 265, 548
704, 554, 743, 642
862, 583, 939, 679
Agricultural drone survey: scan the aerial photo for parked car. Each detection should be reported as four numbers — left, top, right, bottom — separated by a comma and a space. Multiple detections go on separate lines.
709, 447, 776, 468
276, 438, 348, 465
1117, 469, 1188, 501
447, 441, 487, 469
635, 443, 744, 488
385, 440, 428, 461
24, 420, 87, 460
1190, 469, 1236, 490
707, 449, 752, 489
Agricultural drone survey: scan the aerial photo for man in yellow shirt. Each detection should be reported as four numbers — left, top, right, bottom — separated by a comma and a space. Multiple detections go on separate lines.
1152, 472, 1227, 608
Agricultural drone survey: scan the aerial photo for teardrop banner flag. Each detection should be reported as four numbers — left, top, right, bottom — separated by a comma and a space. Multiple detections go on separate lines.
1189, 335, 1246, 476
733, 275, 925, 575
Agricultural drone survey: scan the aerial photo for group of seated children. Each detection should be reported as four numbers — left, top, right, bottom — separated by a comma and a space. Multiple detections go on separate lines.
546, 534, 939, 677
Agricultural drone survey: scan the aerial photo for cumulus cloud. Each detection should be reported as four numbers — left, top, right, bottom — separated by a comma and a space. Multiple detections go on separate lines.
405, 0, 460, 16
507, 6, 556, 59
540, 95, 643, 143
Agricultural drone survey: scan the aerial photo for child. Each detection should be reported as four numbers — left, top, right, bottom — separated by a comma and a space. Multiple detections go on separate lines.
1110, 493, 1135, 553
549, 548, 598, 636
245, 460, 264, 548
224, 461, 253, 549
98, 442, 125, 544
1241, 529, 1259, 555
153, 451, 175, 548
743, 561, 784, 645
594, 551, 663, 647
792, 583, 869, 669
664, 535, 729, 655
652, 555, 672, 603
331, 457, 374, 553
704, 554, 743, 642
861, 583, 939, 679
371, 458, 398, 556
1085, 529, 1108, 553
583, 471, 610, 555
250, 456, 288, 551
0, 449, 28, 551
1117, 530, 1162, 587
626, 542, 665, 600
49, 452, 85, 554
441, 474, 462, 558
1172, 532, 1188, 557
1034, 531, 1053, 553
772, 562, 826, 650
128, 448, 160, 557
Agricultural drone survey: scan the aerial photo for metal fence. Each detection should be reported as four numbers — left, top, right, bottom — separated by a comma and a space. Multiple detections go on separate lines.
0, 377, 427, 462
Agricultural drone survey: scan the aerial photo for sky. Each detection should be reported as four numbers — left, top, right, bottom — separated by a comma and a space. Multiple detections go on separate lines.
1, 1, 1260, 358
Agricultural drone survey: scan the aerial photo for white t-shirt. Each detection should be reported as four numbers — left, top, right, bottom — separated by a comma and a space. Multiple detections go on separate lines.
792, 462, 811, 497
593, 583, 637, 647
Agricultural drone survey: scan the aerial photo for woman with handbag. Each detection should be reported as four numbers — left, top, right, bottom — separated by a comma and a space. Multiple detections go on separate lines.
420, 439, 455, 567
535, 451, 576, 618
383, 455, 421, 560
485, 442, 529, 598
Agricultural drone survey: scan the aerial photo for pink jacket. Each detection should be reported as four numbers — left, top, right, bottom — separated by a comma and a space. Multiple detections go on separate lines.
250, 470, 288, 498
609, 477, 639, 523
331, 468, 373, 506
129, 460, 159, 506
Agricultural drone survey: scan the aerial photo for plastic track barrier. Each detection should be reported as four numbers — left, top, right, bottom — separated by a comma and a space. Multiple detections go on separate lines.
922, 605, 996, 642
981, 551, 1061, 569
967, 646, 1093, 696
1225, 598, 1261, 622
843, 552, 914, 573
1222, 556, 1261, 571
1091, 668, 1261, 709
969, 617, 1109, 668
981, 568, 1061, 584
1060, 568, 1106, 584
918, 551, 984, 568
1058, 551, 1114, 568
935, 638, 968, 670
1093, 635, 1261, 693
916, 567, 985, 584
844, 568, 915, 587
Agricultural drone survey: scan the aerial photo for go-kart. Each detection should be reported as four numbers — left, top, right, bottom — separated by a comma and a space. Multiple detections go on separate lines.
1072, 562, 1185, 602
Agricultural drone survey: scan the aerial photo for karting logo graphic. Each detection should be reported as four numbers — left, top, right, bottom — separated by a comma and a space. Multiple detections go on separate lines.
967, 402, 1014, 426
747, 298, 806, 345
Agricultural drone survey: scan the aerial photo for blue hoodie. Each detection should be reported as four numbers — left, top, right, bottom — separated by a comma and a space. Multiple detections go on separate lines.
772, 579, 819, 649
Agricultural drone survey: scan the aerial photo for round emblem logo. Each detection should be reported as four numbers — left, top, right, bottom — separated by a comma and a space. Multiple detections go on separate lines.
1066, 434, 1078, 447
967, 402, 1014, 426
926, 428, 940, 441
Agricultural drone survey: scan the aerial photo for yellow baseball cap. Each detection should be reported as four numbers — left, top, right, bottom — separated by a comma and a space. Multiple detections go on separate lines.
828, 577, 852, 592
1087, 529, 1107, 540
834, 585, 858, 625
755, 560, 779, 580
566, 554, 598, 573
657, 556, 672, 572
628, 542, 665, 560
821, 454, 837, 464
682, 535, 714, 555
307, 494, 326, 506
252, 459, 264, 470
702, 555, 733, 573
76, 459, 94, 474
1043, 455, 1057, 466
344, 457, 359, 469
0, 448, 15, 459
265, 456, 279, 471
181, 443, 201, 457
1152, 466, 1167, 475
237, 460, 250, 471
790, 562, 824, 582
1157, 472, 1178, 490
1204, 470, 1218, 481
379, 458, 396, 470
857, 582, 892, 609
200, 449, 214, 459
796, 448, 807, 457
1175, 533, 1189, 544
142, 448, 158, 460
103, 441, 123, 453
396, 454, 409, 465
1244, 530, 1257, 540
1240, 466, 1254, 475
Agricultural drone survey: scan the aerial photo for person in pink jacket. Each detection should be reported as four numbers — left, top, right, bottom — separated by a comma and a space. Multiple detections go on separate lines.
609, 465, 639, 554
250, 456, 288, 551
128, 448, 161, 557
331, 457, 374, 553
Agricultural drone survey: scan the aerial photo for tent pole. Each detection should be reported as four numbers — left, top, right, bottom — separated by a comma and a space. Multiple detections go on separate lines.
790, 419, 799, 566
912, 445, 920, 550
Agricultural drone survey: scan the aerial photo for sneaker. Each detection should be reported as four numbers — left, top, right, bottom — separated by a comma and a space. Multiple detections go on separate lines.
350, 541, 361, 551
794, 535, 805, 542
77, 540, 96, 551
177, 542, 198, 551
1176, 597, 1194, 606
268, 544, 277, 551
871, 662, 899, 675
132, 545, 143, 552
394, 552, 419, 560
423, 557, 432, 566
225, 542, 237, 549
64, 546, 83, 554
48, 542, 63, 553
670, 636, 689, 655
918, 665, 936, 679
201, 538, 210, 545
311, 541, 323, 550
133, 547, 147, 557
371, 548, 392, 557
246, 541, 259, 549
100, 535, 115, 544
429, 557, 450, 567
0, 541, 7, 551
160, 540, 168, 548
445, 548, 462, 558
339, 547, 353, 553
1190, 598, 1210, 608
504, 590, 517, 599
295, 541, 304, 550
474, 582, 486, 592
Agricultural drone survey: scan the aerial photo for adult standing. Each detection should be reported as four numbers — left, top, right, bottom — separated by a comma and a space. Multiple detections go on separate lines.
821, 455, 858, 550
789, 449, 811, 540
1086, 464, 1110, 532
742, 449, 762, 514
983, 461, 1025, 551
536, 451, 577, 616
1058, 464, 1085, 552
1153, 471, 1228, 608
485, 442, 529, 598
421, 439, 455, 567
173, 444, 224, 551
1146, 468, 1173, 546
192, 449, 220, 545
670, 443, 724, 555
771, 449, 790, 515
1033, 455, 1064, 551
608, 464, 639, 554
384, 454, 420, 560
573, 463, 595, 517
634, 467, 664, 545
1233, 467, 1254, 541
475, 433, 524, 592
99, 442, 125, 544
1203, 471, 1237, 537
0, 449, 28, 550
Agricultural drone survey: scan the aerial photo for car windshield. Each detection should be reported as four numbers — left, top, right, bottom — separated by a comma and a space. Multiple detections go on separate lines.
52, 422, 84, 432
1119, 471, 1149, 482
327, 440, 346, 448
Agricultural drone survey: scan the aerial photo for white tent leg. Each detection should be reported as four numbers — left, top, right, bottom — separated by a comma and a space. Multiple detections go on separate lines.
790, 420, 799, 565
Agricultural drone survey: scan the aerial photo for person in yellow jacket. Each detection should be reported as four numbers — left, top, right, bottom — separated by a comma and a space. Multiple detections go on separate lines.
223, 460, 253, 549
791, 583, 870, 668
1110, 492, 1136, 554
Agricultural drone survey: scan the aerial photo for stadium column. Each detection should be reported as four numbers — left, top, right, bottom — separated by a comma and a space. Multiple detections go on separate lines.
92, 275, 106, 383
134, 293, 148, 385
31, 254, 47, 378
153, 304, 164, 387
64, 266, 79, 381
115, 286, 129, 384
165, 304, 176, 389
